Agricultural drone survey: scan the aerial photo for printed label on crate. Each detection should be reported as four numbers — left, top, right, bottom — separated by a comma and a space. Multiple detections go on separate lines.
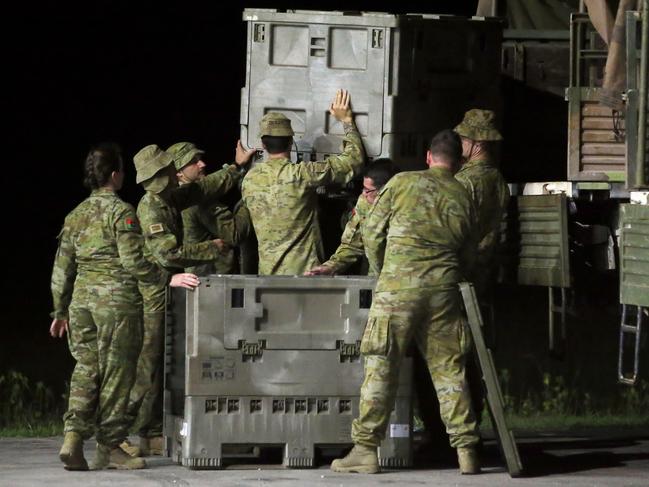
389, 423, 410, 438
338, 417, 353, 442
201, 357, 236, 382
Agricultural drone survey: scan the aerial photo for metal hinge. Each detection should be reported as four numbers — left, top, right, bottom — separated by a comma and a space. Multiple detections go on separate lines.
337, 340, 360, 362
239, 340, 266, 362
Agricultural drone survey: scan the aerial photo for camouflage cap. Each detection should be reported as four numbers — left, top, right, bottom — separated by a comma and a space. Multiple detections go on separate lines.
454, 109, 503, 141
167, 141, 205, 171
260, 112, 294, 137
133, 144, 174, 184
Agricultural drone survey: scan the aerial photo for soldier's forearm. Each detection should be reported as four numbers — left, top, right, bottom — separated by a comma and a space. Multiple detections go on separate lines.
342, 121, 363, 159
171, 166, 241, 211
160, 241, 222, 267
329, 242, 364, 270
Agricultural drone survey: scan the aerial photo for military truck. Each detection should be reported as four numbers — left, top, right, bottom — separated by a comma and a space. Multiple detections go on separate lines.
497, 1, 648, 384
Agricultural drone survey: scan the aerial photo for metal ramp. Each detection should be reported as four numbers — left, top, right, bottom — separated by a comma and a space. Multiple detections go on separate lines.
459, 282, 524, 478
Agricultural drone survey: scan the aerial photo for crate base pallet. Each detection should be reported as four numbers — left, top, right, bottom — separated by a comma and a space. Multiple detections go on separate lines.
168, 365, 411, 469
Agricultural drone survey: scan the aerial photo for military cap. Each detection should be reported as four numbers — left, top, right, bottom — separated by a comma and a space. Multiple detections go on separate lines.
133, 144, 174, 184
454, 109, 503, 141
167, 142, 205, 171
260, 112, 295, 137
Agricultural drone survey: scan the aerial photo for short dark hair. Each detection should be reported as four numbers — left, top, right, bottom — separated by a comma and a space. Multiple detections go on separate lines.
363, 158, 398, 190
262, 135, 292, 154
429, 129, 462, 166
83, 142, 123, 190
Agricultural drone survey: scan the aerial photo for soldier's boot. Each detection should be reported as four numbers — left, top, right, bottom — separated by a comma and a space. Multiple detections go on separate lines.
330, 444, 380, 474
139, 436, 164, 456
59, 432, 89, 471
119, 439, 141, 457
92, 443, 147, 470
457, 447, 481, 475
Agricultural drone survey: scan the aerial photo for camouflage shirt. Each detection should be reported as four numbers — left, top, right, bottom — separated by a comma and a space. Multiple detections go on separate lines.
182, 201, 251, 275
321, 195, 372, 274
138, 165, 243, 271
364, 166, 479, 292
51, 189, 169, 320
241, 122, 365, 275
455, 159, 509, 268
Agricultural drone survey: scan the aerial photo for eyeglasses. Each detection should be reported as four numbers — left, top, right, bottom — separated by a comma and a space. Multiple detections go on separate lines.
362, 187, 378, 194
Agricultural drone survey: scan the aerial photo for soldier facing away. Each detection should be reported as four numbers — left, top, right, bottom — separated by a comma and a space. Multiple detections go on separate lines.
331, 130, 482, 475
50, 143, 199, 471
241, 89, 366, 275
167, 141, 252, 276
122, 144, 251, 458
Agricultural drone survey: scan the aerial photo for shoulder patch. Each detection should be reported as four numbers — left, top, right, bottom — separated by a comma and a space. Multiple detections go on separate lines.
149, 223, 164, 235
125, 217, 138, 230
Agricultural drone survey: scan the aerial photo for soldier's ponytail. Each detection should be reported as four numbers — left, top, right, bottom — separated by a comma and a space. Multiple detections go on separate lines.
83, 142, 124, 190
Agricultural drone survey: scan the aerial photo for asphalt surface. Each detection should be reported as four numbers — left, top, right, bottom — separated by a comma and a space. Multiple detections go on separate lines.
1, 432, 649, 486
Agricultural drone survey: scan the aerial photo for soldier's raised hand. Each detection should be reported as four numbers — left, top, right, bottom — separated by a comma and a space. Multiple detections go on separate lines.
329, 89, 353, 124
235, 140, 256, 166
170, 273, 200, 290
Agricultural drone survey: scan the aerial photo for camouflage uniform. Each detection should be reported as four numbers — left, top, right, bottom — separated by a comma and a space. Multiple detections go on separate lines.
51, 188, 168, 447
168, 140, 251, 276
320, 195, 372, 275
454, 109, 509, 294
128, 145, 243, 438
181, 202, 251, 275
351, 167, 480, 449
241, 113, 365, 275
455, 160, 509, 291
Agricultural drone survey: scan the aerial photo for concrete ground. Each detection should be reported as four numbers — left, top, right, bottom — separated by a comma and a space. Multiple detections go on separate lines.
1, 432, 649, 486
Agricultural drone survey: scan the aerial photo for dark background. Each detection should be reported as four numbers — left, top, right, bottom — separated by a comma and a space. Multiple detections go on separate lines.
3, 0, 480, 392
4, 0, 571, 394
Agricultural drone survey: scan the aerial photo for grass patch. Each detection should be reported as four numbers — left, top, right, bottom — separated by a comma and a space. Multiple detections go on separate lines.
0, 370, 65, 438
482, 413, 649, 435
0, 419, 63, 438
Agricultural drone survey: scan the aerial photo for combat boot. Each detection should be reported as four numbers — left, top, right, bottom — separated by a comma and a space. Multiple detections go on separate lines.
119, 438, 141, 457
457, 446, 481, 474
330, 444, 379, 474
139, 435, 164, 456
59, 432, 89, 471
92, 443, 147, 470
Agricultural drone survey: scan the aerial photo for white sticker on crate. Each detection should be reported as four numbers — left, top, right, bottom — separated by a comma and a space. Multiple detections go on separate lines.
389, 424, 409, 438
180, 422, 188, 438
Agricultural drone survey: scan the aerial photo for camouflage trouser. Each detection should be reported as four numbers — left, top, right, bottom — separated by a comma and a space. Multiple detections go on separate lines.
351, 287, 479, 449
126, 281, 165, 438
64, 297, 142, 447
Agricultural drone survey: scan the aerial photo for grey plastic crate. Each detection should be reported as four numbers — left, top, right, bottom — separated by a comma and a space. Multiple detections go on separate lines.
240, 9, 502, 168
164, 275, 412, 468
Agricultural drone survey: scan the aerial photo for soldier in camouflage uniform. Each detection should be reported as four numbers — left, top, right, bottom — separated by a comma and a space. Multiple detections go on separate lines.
305, 160, 397, 276
50, 143, 199, 470
241, 89, 365, 275
123, 144, 252, 457
331, 130, 481, 475
454, 109, 510, 295
167, 141, 252, 275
